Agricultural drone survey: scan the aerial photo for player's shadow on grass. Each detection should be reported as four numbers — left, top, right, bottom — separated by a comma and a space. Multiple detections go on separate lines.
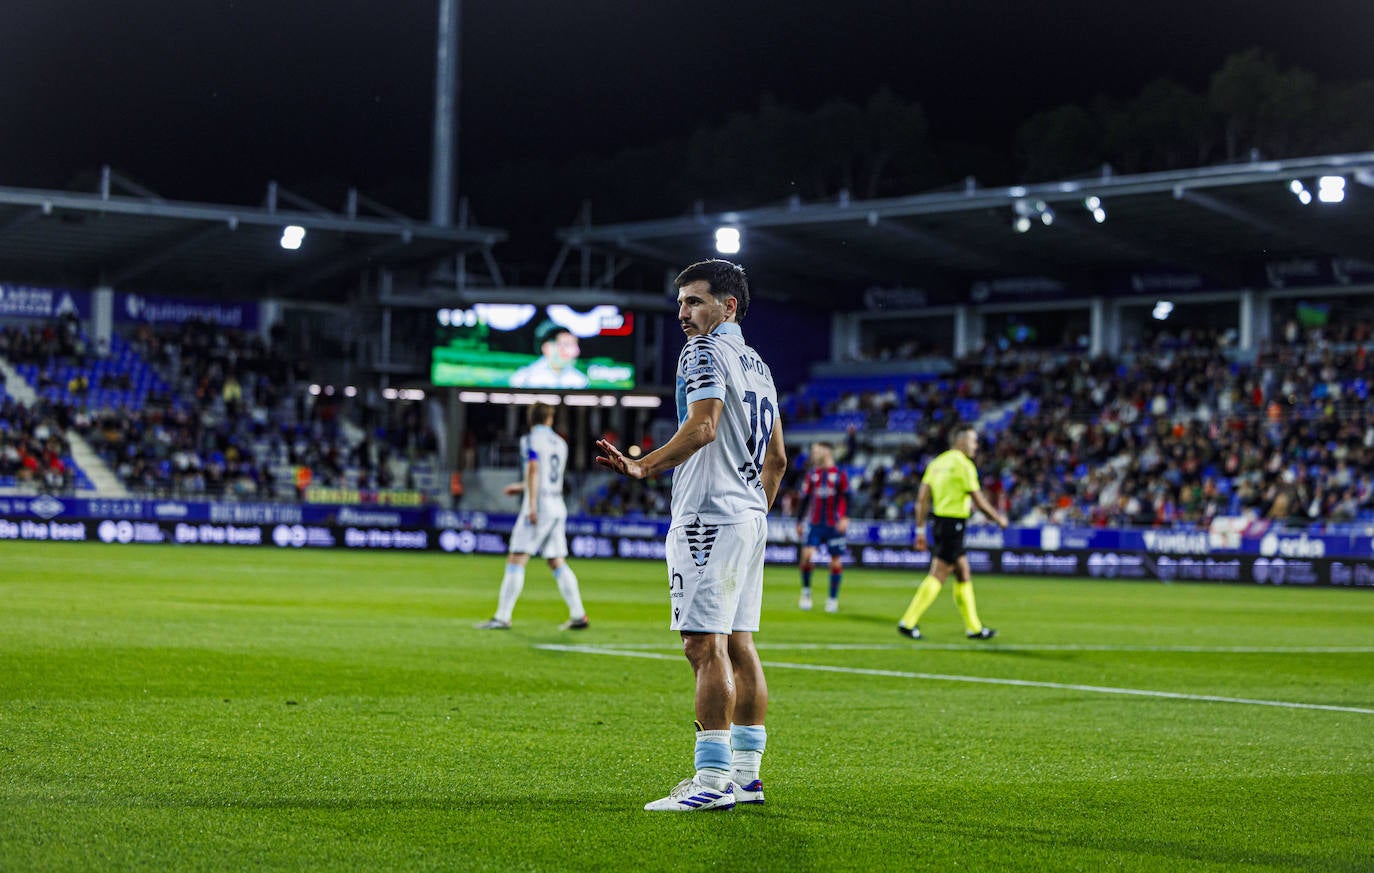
827, 610, 915, 628
170, 794, 816, 820
166, 795, 627, 812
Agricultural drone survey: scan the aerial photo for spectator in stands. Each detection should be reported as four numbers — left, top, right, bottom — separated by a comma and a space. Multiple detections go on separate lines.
294, 463, 312, 500
450, 469, 464, 509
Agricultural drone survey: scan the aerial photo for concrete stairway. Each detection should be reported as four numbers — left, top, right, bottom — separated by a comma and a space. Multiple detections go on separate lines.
0, 356, 129, 497
65, 430, 129, 497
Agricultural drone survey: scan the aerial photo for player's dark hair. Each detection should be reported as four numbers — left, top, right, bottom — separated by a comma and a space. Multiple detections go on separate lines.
815, 441, 835, 451
950, 424, 976, 444
674, 259, 751, 322
528, 401, 555, 427
535, 320, 571, 348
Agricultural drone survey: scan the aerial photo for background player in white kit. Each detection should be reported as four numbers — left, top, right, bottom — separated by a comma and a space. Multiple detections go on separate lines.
597, 259, 787, 812
477, 402, 589, 631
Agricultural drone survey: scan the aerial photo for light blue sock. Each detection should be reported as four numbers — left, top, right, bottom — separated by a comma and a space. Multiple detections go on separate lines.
730, 723, 767, 783
553, 564, 585, 619
694, 729, 731, 789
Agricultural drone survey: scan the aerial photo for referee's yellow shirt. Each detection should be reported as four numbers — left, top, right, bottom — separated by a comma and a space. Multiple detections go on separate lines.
921, 449, 980, 518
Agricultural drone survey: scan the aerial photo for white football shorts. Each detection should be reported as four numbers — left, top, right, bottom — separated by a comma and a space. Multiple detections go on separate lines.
665, 515, 766, 633
508, 510, 568, 559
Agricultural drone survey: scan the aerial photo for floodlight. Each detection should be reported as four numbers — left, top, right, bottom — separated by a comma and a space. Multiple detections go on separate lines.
715, 227, 741, 254
1012, 197, 1056, 230
280, 225, 306, 250
1152, 300, 1174, 321
1317, 176, 1346, 204
1092, 207, 1107, 223
1298, 190, 1313, 205
1084, 196, 1102, 210
1289, 180, 1305, 194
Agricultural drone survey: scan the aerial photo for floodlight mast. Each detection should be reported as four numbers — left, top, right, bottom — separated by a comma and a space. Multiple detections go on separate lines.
430, 0, 461, 227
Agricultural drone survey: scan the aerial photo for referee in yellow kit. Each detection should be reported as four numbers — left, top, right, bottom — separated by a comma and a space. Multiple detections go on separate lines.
897, 424, 1008, 640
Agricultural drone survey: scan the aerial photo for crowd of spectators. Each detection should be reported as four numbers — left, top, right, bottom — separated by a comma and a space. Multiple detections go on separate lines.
778, 321, 1374, 529
0, 314, 88, 370
1, 316, 438, 500
86, 404, 272, 498
127, 321, 296, 418
5, 310, 1373, 524
585, 474, 671, 518
0, 397, 78, 493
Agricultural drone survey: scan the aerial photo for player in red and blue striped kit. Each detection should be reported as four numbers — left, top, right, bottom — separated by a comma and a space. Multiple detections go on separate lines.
794, 441, 849, 612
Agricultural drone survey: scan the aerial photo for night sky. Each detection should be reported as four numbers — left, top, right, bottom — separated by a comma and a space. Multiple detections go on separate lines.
3, 0, 1373, 232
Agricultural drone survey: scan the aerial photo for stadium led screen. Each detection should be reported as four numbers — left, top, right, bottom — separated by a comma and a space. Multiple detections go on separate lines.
431, 303, 636, 390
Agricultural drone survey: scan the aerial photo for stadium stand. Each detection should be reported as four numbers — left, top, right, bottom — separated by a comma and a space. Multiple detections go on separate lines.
760, 323, 1374, 529
0, 316, 441, 501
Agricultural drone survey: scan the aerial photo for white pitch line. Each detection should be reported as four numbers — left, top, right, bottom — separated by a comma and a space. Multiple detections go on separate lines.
535, 644, 1374, 715
581, 642, 1374, 654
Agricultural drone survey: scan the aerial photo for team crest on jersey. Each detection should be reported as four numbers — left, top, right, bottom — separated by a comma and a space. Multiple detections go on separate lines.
685, 520, 720, 568
682, 350, 713, 376
680, 338, 717, 377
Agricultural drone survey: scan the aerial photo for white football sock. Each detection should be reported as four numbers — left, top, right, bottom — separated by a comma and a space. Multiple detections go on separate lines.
494, 564, 526, 623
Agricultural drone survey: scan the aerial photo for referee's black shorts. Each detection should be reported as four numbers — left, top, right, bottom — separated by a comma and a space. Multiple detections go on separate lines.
928, 516, 967, 563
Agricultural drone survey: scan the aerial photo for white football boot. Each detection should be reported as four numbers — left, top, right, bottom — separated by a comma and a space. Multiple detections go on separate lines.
643, 777, 735, 812
733, 778, 765, 805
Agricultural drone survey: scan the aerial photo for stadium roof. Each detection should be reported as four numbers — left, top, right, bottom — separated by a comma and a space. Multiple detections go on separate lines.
558, 151, 1374, 308
0, 169, 506, 301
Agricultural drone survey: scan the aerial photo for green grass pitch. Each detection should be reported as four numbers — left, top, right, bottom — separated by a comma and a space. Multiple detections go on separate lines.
2, 542, 1373, 872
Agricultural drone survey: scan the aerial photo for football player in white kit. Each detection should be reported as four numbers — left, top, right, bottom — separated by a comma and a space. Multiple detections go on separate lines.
477, 402, 589, 631
597, 259, 787, 812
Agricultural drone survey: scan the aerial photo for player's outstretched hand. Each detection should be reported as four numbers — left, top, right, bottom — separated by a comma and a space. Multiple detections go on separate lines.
595, 438, 645, 480
502, 482, 524, 496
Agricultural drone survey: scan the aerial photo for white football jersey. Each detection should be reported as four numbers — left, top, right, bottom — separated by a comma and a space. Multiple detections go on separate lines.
519, 424, 569, 518
670, 322, 779, 526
